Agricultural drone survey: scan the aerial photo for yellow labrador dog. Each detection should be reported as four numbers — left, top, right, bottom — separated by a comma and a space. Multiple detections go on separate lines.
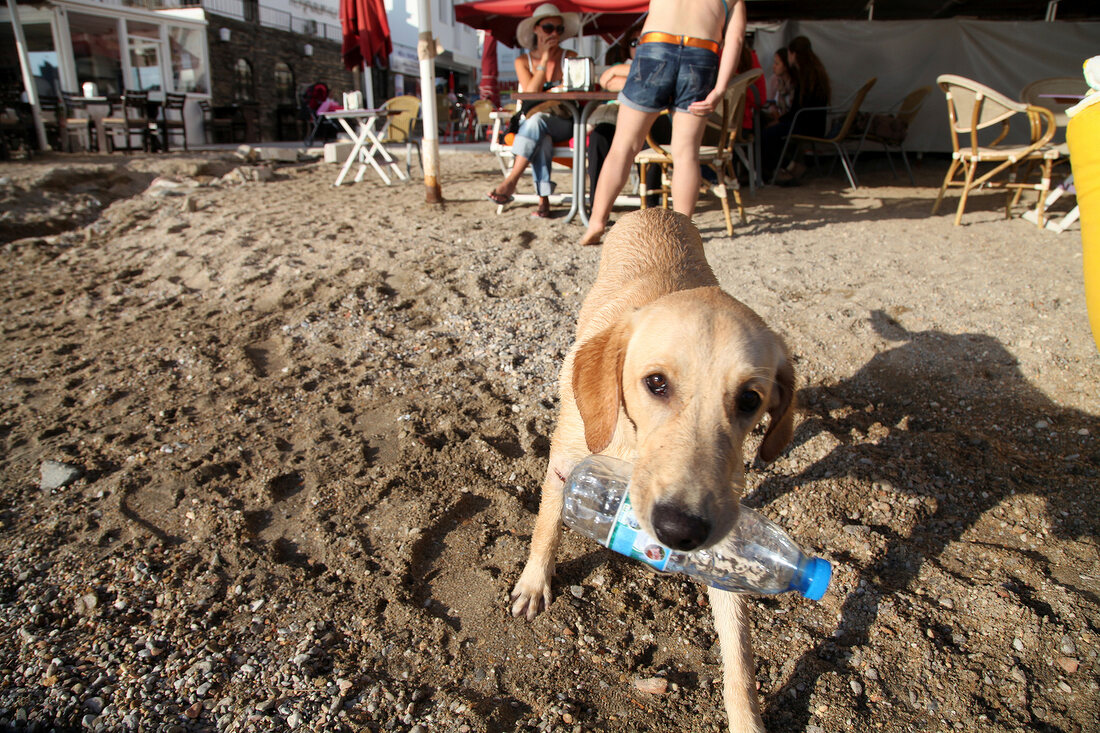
510, 209, 795, 732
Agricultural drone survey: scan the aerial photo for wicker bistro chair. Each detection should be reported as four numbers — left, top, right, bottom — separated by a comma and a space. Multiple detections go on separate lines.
1020, 76, 1087, 132
472, 98, 495, 141
634, 68, 764, 237
851, 85, 931, 185
771, 77, 877, 189
380, 95, 422, 176
931, 74, 1061, 227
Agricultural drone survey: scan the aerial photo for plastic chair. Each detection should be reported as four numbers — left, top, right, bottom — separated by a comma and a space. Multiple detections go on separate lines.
931, 74, 1061, 226
851, 85, 931, 185
771, 77, 877, 189
634, 68, 764, 236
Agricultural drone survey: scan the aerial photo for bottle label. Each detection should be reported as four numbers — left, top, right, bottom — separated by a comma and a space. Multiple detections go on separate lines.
607, 494, 671, 571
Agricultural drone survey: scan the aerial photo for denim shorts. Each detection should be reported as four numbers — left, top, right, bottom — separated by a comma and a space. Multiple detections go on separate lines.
619, 40, 719, 114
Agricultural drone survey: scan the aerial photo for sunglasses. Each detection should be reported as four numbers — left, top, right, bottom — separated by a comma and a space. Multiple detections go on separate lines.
628, 38, 639, 48
539, 22, 566, 34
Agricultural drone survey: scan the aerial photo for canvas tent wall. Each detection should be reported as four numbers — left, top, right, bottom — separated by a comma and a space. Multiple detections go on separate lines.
753, 19, 1100, 153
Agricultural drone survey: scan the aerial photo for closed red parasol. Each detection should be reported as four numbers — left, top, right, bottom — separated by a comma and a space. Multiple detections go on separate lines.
340, 0, 393, 70
478, 32, 500, 106
454, 0, 647, 49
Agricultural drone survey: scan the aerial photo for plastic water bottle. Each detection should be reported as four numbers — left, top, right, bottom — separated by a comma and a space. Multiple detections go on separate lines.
561, 455, 832, 600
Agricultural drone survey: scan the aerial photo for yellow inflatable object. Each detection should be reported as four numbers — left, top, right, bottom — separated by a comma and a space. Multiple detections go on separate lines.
1067, 59, 1100, 350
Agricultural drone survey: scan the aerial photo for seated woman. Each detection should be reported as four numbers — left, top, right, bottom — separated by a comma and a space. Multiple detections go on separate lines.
765, 47, 794, 122
761, 35, 831, 185
486, 3, 579, 218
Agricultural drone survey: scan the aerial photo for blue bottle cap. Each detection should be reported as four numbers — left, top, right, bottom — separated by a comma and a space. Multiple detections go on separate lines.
794, 557, 832, 601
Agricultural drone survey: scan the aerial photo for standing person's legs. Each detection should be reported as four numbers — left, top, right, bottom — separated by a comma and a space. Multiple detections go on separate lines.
669, 110, 709, 219
580, 105, 659, 245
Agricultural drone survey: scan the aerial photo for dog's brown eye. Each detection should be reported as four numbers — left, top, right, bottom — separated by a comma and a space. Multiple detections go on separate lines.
736, 389, 762, 413
644, 373, 669, 397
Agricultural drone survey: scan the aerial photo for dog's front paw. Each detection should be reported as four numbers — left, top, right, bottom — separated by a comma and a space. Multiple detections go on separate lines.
510, 566, 552, 620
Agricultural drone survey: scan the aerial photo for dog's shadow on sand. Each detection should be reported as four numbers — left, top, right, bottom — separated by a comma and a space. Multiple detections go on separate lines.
751, 310, 1098, 730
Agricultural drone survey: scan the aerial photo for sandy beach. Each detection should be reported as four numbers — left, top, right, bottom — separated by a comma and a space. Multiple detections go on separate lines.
0, 148, 1097, 732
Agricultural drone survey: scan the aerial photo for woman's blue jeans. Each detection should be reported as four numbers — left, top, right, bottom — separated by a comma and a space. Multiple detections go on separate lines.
510, 112, 573, 197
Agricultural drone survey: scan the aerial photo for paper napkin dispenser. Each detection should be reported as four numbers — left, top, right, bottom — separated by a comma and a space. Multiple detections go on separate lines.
563, 57, 595, 91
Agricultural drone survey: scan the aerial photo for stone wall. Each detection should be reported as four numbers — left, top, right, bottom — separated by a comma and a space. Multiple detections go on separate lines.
205, 15, 355, 142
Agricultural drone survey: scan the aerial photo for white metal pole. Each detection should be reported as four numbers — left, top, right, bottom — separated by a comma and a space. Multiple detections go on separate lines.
416, 0, 442, 203
7, 0, 49, 151
363, 63, 376, 109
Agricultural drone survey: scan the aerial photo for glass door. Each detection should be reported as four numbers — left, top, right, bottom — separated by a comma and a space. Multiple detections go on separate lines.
126, 20, 164, 94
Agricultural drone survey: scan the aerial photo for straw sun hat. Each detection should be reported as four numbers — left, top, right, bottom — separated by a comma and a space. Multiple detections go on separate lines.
516, 3, 580, 49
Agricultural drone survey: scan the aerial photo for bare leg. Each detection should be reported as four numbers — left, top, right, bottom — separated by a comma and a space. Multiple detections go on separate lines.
580, 105, 660, 246
491, 154, 533, 198
669, 110, 709, 219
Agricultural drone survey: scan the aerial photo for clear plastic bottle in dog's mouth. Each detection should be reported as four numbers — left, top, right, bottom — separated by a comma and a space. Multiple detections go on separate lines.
562, 454, 832, 600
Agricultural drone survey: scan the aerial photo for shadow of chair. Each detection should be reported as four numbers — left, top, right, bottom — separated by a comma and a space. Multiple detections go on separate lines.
635, 67, 764, 236
852, 85, 931, 185
102, 92, 151, 153
380, 95, 422, 176
162, 93, 188, 152
772, 77, 877, 189
931, 74, 1060, 226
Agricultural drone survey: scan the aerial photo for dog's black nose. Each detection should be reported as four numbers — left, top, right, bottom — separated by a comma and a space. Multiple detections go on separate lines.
651, 504, 711, 551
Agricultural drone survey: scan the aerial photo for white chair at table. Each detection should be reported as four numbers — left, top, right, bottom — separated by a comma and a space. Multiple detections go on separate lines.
489, 99, 574, 214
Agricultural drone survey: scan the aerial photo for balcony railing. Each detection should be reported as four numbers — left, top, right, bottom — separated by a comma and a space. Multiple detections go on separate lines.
156, 0, 341, 41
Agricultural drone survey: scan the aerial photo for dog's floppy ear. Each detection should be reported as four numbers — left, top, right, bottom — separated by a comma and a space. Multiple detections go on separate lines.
757, 356, 795, 463
572, 322, 631, 454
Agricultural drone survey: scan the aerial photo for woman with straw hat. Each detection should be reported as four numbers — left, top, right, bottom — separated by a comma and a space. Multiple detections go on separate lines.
486, 3, 580, 218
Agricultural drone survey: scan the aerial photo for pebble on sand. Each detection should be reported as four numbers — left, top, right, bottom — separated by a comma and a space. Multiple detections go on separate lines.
633, 677, 668, 695
39, 460, 81, 490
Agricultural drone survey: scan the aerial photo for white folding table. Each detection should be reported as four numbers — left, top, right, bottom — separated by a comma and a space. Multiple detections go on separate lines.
324, 108, 408, 186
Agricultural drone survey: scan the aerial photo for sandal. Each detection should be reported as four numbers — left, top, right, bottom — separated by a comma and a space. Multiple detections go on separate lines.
531, 200, 551, 219
487, 191, 514, 205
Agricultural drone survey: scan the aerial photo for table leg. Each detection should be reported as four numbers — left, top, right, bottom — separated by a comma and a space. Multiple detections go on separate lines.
358, 120, 392, 185
361, 120, 407, 184
567, 100, 602, 225
333, 118, 367, 186
561, 101, 582, 224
